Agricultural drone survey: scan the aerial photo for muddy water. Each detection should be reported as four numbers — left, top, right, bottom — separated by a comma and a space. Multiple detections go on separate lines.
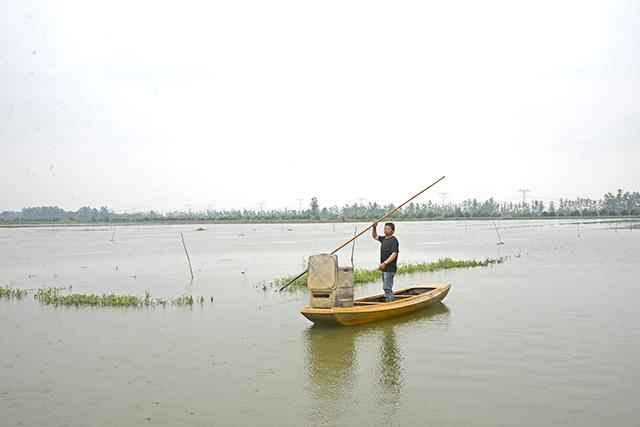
1, 220, 639, 426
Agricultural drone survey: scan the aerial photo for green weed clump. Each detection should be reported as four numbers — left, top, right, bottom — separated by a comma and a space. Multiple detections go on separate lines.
274, 256, 508, 291
273, 274, 309, 289
35, 288, 140, 307
396, 257, 506, 274
173, 295, 193, 306
34, 288, 206, 308
0, 286, 28, 300
1, 285, 210, 308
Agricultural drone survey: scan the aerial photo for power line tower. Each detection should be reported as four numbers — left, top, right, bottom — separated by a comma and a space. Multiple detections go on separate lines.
356, 198, 367, 206
438, 192, 449, 206
257, 202, 265, 212
296, 198, 304, 211
518, 189, 531, 206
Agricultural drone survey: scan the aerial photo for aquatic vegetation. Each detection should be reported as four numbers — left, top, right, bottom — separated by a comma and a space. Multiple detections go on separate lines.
35, 289, 142, 307
195, 227, 206, 231
1, 287, 211, 308
273, 256, 508, 290
273, 275, 308, 290
0, 285, 28, 300
173, 295, 193, 306
397, 257, 506, 274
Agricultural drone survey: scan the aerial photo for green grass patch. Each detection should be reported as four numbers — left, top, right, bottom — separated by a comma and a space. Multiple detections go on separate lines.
274, 256, 508, 291
0, 285, 28, 300
34, 288, 207, 307
0, 286, 209, 308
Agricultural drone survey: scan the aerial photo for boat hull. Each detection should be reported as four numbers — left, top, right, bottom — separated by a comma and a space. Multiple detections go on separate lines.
300, 284, 451, 326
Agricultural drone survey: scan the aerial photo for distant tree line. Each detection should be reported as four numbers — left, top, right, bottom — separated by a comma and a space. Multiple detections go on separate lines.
1, 189, 639, 223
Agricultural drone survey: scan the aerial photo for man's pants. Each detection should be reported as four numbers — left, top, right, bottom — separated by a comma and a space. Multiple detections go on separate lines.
382, 272, 395, 302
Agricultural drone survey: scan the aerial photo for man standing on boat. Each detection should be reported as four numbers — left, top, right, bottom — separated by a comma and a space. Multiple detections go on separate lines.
372, 221, 399, 302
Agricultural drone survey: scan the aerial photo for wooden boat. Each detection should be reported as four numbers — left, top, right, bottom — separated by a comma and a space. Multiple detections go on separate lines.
300, 284, 451, 326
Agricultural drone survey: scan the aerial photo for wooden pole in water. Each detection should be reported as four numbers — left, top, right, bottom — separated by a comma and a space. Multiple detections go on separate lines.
180, 232, 194, 281
492, 220, 504, 245
278, 176, 446, 291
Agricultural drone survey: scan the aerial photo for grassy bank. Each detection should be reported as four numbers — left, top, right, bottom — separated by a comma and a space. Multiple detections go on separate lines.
274, 256, 508, 291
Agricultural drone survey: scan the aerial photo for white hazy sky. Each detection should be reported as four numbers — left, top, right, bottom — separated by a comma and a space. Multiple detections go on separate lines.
1, 0, 639, 213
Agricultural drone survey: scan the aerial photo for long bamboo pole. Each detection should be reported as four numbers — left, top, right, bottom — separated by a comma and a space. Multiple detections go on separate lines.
278, 175, 446, 291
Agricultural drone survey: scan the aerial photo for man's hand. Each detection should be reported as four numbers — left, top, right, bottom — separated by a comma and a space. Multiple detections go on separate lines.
378, 262, 386, 271
373, 221, 378, 227
372, 221, 379, 240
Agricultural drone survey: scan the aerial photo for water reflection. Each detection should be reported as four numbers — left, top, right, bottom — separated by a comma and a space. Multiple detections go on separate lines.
304, 304, 450, 425
377, 327, 402, 418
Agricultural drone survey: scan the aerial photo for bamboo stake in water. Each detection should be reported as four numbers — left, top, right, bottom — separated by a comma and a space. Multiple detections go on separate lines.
278, 175, 446, 291
180, 232, 194, 281
492, 220, 504, 245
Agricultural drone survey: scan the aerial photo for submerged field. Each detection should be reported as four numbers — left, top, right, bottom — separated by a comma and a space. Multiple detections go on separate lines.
1, 219, 639, 426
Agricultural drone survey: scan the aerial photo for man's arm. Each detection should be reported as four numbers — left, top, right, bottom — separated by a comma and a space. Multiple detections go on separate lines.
384, 252, 398, 265
378, 252, 397, 270
372, 221, 379, 240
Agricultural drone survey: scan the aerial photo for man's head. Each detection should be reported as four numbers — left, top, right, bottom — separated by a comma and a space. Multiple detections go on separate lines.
384, 222, 395, 237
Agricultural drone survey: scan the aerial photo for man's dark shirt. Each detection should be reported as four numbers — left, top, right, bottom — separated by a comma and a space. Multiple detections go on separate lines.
378, 236, 399, 272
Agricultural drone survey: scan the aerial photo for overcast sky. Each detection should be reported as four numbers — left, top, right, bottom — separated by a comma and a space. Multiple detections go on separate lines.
1, 0, 638, 213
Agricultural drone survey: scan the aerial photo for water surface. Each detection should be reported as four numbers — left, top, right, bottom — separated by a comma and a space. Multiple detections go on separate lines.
1, 219, 639, 426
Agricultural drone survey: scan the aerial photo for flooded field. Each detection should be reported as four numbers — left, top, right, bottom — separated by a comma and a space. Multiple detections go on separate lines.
1, 219, 639, 426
